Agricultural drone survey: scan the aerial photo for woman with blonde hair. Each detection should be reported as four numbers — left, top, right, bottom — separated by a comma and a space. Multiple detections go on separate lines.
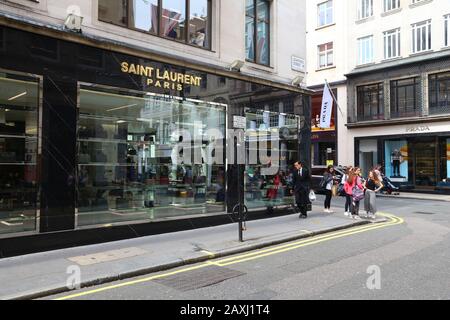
344, 167, 364, 219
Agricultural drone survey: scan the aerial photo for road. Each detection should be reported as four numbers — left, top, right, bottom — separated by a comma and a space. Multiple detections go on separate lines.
44, 196, 450, 300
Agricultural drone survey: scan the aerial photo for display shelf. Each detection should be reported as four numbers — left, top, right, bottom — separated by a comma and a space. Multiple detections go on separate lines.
78, 138, 128, 144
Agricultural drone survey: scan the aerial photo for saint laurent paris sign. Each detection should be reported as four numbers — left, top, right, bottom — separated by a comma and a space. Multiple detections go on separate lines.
120, 62, 203, 91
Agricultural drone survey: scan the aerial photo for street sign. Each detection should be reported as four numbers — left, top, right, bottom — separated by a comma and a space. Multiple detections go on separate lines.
291, 56, 306, 73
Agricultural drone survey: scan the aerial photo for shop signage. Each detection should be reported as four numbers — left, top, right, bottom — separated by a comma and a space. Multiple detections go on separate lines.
233, 116, 247, 129
120, 62, 202, 91
406, 125, 431, 133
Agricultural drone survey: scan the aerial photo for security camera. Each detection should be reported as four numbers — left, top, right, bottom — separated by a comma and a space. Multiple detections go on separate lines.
291, 75, 304, 86
228, 60, 245, 72
64, 13, 83, 33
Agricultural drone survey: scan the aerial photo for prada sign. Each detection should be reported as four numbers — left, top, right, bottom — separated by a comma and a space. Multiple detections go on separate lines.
120, 62, 203, 91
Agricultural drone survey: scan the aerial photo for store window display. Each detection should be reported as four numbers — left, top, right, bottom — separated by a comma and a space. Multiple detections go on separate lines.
77, 85, 226, 227
384, 140, 408, 181
0, 72, 39, 235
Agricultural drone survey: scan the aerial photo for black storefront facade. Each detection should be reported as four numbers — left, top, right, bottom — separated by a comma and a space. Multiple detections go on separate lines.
0, 23, 311, 257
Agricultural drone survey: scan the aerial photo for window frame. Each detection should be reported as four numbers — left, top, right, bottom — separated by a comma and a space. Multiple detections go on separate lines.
356, 83, 384, 122
245, 0, 271, 66
317, 0, 333, 28
384, 0, 400, 12
357, 0, 373, 20
411, 19, 432, 54
317, 42, 334, 69
383, 28, 401, 60
98, 0, 213, 50
357, 35, 374, 65
390, 77, 422, 119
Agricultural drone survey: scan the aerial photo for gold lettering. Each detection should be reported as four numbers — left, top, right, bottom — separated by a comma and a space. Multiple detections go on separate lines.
147, 78, 154, 86
177, 84, 183, 91
185, 74, 191, 85
156, 69, 164, 80
121, 62, 129, 73
177, 73, 184, 84
170, 72, 178, 82
155, 81, 162, 88
128, 63, 137, 75
164, 82, 170, 89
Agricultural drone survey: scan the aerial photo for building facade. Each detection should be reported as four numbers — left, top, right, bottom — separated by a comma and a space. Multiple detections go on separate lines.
307, 0, 450, 193
0, 0, 311, 256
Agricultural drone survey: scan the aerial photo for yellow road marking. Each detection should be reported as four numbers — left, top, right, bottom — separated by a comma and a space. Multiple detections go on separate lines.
54, 212, 403, 300
200, 250, 216, 258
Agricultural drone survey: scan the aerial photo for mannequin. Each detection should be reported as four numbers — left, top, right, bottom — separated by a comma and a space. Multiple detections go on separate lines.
391, 149, 402, 177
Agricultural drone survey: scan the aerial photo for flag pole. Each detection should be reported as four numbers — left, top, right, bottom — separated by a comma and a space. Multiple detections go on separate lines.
325, 79, 344, 118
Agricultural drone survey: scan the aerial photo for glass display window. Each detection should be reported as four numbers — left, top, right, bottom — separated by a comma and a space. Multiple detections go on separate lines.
0, 71, 40, 236
77, 83, 226, 227
384, 139, 409, 182
244, 109, 299, 210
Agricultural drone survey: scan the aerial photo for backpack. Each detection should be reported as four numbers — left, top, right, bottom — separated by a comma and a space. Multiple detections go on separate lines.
352, 178, 365, 201
319, 176, 327, 189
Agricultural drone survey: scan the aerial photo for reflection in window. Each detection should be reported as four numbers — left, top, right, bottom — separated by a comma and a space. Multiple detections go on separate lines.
77, 85, 226, 227
99, 0, 211, 49
246, 0, 270, 65
0, 73, 39, 235
161, 0, 186, 41
98, 0, 128, 27
189, 0, 210, 48
131, 0, 159, 33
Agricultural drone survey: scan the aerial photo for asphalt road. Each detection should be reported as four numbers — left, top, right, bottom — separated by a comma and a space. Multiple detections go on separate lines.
45, 196, 450, 300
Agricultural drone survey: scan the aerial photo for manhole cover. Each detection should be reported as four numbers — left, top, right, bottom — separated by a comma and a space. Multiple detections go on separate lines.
68, 247, 148, 266
153, 265, 245, 291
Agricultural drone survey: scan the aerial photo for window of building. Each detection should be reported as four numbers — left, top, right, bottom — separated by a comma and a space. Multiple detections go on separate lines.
77, 84, 226, 227
357, 83, 384, 121
384, 28, 401, 59
384, 0, 400, 12
318, 42, 334, 68
246, 0, 270, 66
318, 0, 333, 27
0, 72, 40, 235
390, 77, 421, 118
98, 0, 212, 49
411, 20, 431, 53
357, 35, 373, 65
445, 14, 450, 47
429, 71, 450, 115
358, 0, 373, 20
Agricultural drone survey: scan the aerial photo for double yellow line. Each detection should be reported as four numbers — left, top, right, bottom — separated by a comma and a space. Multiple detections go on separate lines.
54, 213, 403, 300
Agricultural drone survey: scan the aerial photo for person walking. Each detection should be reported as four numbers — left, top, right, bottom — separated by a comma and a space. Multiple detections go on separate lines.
364, 170, 384, 219
344, 167, 364, 220
342, 166, 353, 216
322, 165, 336, 213
292, 161, 311, 219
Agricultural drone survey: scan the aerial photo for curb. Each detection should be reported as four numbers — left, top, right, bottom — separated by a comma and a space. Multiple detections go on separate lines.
6, 218, 379, 300
377, 194, 450, 202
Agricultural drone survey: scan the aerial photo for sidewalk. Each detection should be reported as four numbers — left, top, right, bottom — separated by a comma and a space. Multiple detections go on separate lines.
377, 192, 450, 202
0, 207, 386, 300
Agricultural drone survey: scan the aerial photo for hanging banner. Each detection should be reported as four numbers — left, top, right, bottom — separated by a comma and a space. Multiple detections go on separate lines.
320, 84, 333, 129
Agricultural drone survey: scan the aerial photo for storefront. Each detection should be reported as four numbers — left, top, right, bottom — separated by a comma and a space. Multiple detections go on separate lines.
0, 25, 310, 256
355, 128, 450, 193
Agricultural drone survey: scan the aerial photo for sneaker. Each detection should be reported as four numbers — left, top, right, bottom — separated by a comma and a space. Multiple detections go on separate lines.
353, 215, 362, 220
344, 211, 350, 216
324, 209, 329, 213
329, 209, 334, 213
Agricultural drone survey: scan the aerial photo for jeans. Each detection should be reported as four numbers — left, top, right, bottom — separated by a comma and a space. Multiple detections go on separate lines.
352, 200, 360, 216
324, 190, 332, 209
345, 194, 352, 212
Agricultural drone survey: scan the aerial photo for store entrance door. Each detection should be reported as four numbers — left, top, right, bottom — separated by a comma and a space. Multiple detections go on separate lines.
243, 109, 300, 210
412, 138, 438, 188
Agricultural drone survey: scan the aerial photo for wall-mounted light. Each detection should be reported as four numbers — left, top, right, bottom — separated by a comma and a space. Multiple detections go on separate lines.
64, 13, 83, 33
291, 75, 304, 87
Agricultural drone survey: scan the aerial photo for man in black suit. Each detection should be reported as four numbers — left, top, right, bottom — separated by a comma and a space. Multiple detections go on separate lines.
292, 161, 311, 219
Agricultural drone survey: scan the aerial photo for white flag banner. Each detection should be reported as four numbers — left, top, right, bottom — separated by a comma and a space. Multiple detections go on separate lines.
320, 84, 333, 129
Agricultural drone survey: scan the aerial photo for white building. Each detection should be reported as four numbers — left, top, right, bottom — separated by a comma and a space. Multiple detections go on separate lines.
307, 0, 450, 193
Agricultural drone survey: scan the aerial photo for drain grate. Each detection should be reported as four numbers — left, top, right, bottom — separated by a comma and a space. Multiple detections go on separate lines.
153, 265, 245, 291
